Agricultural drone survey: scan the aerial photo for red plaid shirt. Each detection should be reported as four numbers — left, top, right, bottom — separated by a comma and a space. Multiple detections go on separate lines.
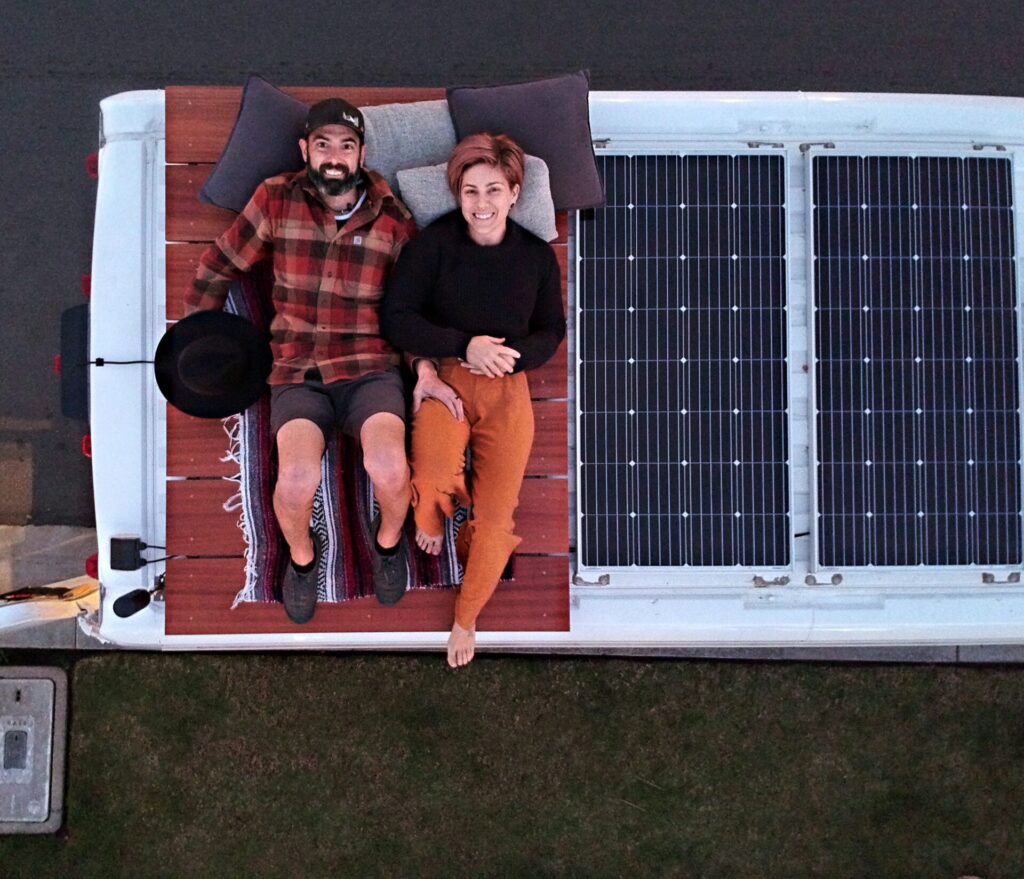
185, 169, 417, 385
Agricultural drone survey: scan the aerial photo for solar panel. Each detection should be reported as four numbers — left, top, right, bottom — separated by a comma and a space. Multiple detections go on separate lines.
812, 154, 1023, 567
578, 153, 791, 568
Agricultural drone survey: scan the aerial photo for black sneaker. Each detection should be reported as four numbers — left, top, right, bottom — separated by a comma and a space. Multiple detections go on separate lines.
282, 530, 321, 624
371, 514, 408, 606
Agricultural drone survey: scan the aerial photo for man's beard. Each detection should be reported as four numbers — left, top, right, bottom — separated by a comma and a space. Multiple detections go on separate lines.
308, 161, 364, 198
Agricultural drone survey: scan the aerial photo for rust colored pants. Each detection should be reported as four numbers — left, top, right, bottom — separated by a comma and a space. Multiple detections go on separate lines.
410, 359, 534, 629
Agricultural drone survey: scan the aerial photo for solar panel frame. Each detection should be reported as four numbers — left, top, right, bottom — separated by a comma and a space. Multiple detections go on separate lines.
575, 149, 796, 579
805, 148, 1024, 572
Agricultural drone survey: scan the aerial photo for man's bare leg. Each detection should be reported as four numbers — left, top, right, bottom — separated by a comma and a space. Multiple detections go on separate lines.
448, 621, 476, 667
273, 419, 326, 564
360, 412, 412, 548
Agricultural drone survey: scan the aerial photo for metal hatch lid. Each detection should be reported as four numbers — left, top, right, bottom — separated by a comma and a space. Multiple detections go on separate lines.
0, 667, 67, 835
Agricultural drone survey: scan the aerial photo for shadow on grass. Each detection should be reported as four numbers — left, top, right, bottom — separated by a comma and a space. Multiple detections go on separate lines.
0, 652, 1021, 878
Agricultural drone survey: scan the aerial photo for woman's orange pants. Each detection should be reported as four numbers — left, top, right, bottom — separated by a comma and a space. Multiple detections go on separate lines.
410, 359, 534, 629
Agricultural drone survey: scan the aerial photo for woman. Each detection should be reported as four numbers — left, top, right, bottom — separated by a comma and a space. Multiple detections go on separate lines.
382, 133, 566, 668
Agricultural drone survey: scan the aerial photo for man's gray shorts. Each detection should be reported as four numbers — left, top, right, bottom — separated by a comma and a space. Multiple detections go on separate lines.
269, 369, 406, 440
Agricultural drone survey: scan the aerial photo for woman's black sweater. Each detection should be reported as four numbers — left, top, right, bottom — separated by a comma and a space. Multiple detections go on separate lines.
381, 210, 566, 372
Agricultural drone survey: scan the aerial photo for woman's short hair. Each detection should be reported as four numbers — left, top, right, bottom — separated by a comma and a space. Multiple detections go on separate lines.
446, 133, 526, 197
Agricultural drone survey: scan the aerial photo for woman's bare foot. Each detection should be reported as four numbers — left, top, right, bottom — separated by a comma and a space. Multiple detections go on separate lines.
447, 621, 476, 667
415, 527, 443, 555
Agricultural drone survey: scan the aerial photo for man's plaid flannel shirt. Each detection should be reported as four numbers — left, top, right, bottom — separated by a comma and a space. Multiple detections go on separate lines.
185, 169, 417, 386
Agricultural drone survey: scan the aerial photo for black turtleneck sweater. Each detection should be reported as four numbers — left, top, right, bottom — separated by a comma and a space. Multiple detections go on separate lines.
381, 210, 565, 372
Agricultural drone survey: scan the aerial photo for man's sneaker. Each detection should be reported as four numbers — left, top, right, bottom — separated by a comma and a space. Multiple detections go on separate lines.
282, 530, 321, 624
371, 514, 409, 606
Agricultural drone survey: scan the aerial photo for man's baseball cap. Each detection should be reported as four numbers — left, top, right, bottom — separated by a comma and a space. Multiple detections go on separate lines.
304, 98, 365, 140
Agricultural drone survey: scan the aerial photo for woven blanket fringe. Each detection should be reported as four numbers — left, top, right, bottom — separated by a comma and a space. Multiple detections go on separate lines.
226, 410, 262, 609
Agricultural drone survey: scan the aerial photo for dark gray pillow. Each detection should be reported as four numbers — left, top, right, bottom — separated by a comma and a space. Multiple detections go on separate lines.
446, 70, 604, 210
199, 75, 307, 212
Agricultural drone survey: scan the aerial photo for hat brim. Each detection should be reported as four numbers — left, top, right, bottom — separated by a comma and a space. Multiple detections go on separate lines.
154, 311, 273, 419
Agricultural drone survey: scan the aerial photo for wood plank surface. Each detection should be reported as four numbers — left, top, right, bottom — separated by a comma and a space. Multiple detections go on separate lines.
165, 165, 237, 242
167, 400, 567, 479
167, 238, 567, 321
165, 243, 206, 319
164, 85, 571, 639
166, 477, 568, 558
165, 554, 568, 635
166, 407, 238, 478
166, 165, 570, 244
166, 86, 446, 164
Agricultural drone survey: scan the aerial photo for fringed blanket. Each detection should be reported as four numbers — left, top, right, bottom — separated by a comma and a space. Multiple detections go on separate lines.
223, 264, 465, 606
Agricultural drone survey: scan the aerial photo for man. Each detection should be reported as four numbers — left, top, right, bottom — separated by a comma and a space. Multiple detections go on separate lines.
185, 98, 416, 624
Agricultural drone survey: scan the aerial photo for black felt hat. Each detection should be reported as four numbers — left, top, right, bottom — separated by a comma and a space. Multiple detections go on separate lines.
154, 311, 272, 418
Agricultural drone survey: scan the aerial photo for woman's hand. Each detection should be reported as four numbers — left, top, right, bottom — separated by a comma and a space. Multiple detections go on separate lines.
463, 336, 520, 378
412, 360, 464, 421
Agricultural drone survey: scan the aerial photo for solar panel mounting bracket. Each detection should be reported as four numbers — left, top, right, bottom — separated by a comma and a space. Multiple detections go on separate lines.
981, 572, 1021, 585
746, 141, 785, 149
573, 573, 611, 587
971, 143, 1007, 151
805, 573, 844, 586
752, 575, 791, 588
799, 142, 836, 153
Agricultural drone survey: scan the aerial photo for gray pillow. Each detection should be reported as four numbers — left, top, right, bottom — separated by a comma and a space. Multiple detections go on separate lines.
362, 100, 457, 193
446, 70, 604, 210
396, 155, 558, 242
199, 75, 307, 212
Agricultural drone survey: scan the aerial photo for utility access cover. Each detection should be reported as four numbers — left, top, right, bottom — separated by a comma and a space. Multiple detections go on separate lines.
0, 667, 67, 834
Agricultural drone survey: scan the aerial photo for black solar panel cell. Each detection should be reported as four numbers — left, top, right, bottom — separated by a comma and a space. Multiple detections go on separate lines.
812, 154, 1022, 567
579, 153, 791, 568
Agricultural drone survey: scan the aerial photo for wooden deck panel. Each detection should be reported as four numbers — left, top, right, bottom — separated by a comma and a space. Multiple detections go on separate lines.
167, 399, 567, 480
166, 240, 570, 321
165, 165, 570, 243
165, 555, 569, 635
164, 85, 571, 636
166, 243, 569, 400
166, 477, 567, 558
166, 408, 237, 478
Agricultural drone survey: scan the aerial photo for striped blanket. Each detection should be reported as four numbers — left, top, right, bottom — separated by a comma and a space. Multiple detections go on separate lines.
224, 264, 464, 605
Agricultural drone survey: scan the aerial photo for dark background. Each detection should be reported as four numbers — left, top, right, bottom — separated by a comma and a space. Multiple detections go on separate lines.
3, 0, 1023, 526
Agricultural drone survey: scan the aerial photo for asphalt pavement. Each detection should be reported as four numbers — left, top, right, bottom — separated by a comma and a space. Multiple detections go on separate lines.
3, 0, 1024, 527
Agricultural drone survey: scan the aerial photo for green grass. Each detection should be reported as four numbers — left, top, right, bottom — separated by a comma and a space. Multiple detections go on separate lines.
1, 653, 1022, 878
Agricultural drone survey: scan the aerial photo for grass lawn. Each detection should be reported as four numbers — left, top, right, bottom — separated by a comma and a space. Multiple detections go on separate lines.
0, 652, 1021, 878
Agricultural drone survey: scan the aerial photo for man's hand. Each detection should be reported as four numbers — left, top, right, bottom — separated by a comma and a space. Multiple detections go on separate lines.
413, 360, 464, 421
463, 336, 520, 378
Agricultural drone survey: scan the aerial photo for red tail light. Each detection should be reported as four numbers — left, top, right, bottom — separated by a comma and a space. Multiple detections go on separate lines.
53, 354, 62, 377
81, 274, 92, 298
86, 554, 99, 579
86, 153, 99, 179
81, 434, 92, 458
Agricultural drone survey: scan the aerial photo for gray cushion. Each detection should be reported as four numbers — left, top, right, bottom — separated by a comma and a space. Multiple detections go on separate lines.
362, 100, 457, 192
199, 75, 307, 213
446, 70, 603, 210
397, 155, 558, 242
